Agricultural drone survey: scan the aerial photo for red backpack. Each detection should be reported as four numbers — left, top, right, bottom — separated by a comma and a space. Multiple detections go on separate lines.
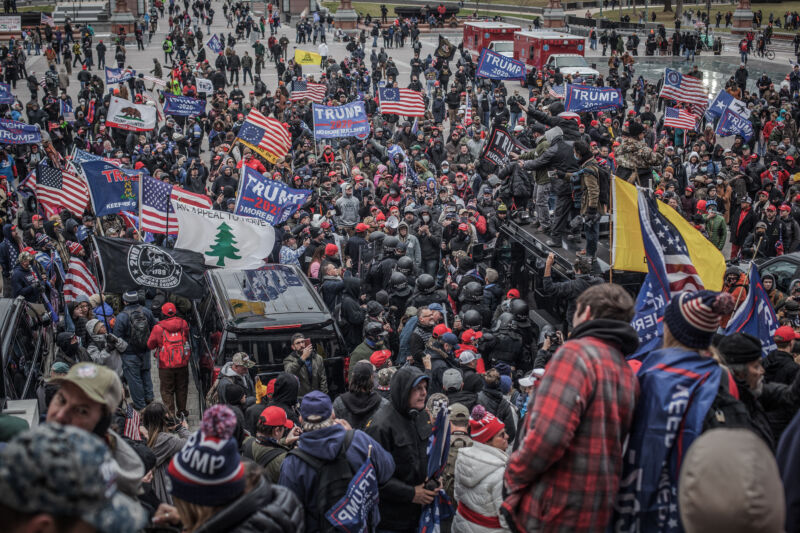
158, 327, 189, 369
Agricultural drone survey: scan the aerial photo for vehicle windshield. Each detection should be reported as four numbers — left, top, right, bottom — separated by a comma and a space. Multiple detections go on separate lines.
493, 41, 514, 52
554, 56, 589, 68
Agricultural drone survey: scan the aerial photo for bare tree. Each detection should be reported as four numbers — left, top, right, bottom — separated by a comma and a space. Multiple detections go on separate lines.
663, 0, 672, 12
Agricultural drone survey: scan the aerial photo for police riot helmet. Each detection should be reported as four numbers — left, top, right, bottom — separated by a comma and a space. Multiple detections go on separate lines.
510, 299, 530, 322
463, 281, 483, 302
396, 256, 414, 275
383, 236, 400, 253
415, 274, 435, 293
365, 321, 385, 341
462, 309, 482, 329
389, 272, 409, 291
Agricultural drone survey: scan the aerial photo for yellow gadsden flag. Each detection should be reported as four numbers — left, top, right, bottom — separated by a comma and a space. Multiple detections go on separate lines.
294, 49, 322, 65
611, 177, 725, 291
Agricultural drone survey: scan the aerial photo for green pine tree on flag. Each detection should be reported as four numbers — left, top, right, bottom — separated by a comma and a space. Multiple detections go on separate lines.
206, 222, 242, 266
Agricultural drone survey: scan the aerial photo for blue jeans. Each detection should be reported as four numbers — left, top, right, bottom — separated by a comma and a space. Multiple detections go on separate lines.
423, 258, 438, 277
373, 36, 378, 47
510, 111, 521, 129
122, 352, 154, 409
585, 218, 600, 257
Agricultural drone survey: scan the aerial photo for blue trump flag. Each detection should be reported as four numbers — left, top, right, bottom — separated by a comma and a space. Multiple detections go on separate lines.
629, 273, 667, 358
475, 48, 526, 80
206, 34, 224, 54
105, 67, 135, 85
0, 118, 41, 144
706, 90, 750, 121
0, 82, 14, 104
611, 347, 721, 532
235, 166, 311, 225
565, 84, 623, 113
716, 108, 754, 141
79, 160, 145, 216
60, 100, 75, 123
725, 262, 778, 356
312, 101, 371, 140
163, 94, 206, 116
324, 457, 380, 533
418, 407, 454, 533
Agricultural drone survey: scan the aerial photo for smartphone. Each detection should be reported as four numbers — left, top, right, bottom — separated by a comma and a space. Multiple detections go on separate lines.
303, 339, 312, 349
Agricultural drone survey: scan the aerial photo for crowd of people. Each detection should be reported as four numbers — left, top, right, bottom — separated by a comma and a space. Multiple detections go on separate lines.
3, 0, 800, 532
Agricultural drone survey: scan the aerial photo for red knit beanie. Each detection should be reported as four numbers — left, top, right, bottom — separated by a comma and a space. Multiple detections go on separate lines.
469, 405, 505, 444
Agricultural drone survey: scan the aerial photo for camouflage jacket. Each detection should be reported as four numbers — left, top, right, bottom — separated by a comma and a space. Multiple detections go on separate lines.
615, 137, 665, 178
519, 138, 551, 184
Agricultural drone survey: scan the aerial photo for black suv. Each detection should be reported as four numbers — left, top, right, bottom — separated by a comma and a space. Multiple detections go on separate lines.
1, 297, 54, 405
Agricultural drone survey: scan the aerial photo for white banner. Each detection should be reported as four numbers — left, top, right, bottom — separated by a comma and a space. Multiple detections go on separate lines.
172, 202, 276, 269
0, 16, 21, 32
196, 78, 213, 94
106, 96, 157, 132
142, 75, 168, 87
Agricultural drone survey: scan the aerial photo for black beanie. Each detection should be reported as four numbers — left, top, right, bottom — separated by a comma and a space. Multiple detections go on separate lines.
718, 332, 762, 365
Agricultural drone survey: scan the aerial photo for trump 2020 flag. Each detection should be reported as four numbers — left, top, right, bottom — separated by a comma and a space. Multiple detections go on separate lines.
565, 84, 623, 112
173, 202, 275, 268
715, 108, 754, 142
312, 101, 370, 140
79, 160, 145, 216
0, 82, 14, 104
163, 94, 206, 116
235, 166, 311, 225
324, 457, 380, 533
475, 48, 526, 80
206, 34, 224, 54
725, 262, 778, 357
0, 118, 41, 145
105, 66, 136, 85
418, 407, 454, 533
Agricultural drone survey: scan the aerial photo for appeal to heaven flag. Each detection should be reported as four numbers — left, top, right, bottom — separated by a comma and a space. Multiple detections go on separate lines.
611, 177, 725, 290
172, 202, 276, 269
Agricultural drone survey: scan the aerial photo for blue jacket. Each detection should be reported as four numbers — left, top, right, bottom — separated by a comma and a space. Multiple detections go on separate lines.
0, 223, 19, 279
278, 424, 395, 532
11, 263, 39, 302
112, 304, 156, 355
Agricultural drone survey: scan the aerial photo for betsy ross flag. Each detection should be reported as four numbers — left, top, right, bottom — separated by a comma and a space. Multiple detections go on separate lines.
35, 161, 89, 217
63, 256, 99, 303
236, 109, 292, 163
140, 174, 212, 235
378, 87, 426, 117
290, 80, 326, 102
548, 84, 565, 99
663, 106, 699, 130
659, 68, 708, 107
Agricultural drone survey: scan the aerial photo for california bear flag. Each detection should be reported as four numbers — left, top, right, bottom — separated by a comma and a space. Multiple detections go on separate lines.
172, 202, 276, 269
106, 96, 157, 132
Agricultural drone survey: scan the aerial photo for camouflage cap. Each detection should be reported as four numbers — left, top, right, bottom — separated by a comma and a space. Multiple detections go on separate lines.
48, 362, 123, 412
0, 423, 147, 533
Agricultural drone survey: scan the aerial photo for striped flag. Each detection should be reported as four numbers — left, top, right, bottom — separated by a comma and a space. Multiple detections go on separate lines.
290, 80, 326, 102
659, 68, 708, 107
34, 161, 89, 217
378, 87, 426, 117
140, 174, 212, 235
236, 109, 292, 163
464, 91, 472, 126
123, 403, 142, 441
548, 84, 565, 99
663, 107, 699, 130
41, 13, 55, 27
63, 257, 99, 303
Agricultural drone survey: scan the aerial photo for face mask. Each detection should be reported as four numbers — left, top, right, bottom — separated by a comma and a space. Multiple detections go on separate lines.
422, 214, 430, 222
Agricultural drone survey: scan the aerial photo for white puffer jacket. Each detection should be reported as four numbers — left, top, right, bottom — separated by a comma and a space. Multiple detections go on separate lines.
453, 441, 510, 533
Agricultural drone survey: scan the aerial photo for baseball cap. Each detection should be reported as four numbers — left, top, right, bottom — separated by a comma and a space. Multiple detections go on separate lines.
775, 325, 796, 343
300, 390, 333, 421
48, 362, 123, 412
518, 368, 545, 388
442, 368, 463, 392
355, 222, 369, 232
458, 350, 480, 365
232, 352, 255, 368
32, 214, 42, 221
449, 403, 470, 426
432, 323, 451, 338
441, 332, 459, 346
259, 405, 294, 429
0, 423, 147, 533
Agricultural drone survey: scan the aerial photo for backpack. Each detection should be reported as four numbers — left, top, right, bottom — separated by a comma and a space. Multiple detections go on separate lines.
158, 327, 189, 368
244, 437, 286, 469
127, 307, 151, 351
333, 299, 347, 328
205, 376, 221, 406
288, 430, 358, 532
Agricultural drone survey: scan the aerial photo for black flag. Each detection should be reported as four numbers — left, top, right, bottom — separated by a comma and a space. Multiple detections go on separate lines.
93, 236, 207, 299
435, 35, 456, 61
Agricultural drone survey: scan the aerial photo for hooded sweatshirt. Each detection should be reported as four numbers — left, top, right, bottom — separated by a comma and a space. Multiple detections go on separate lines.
333, 391, 388, 431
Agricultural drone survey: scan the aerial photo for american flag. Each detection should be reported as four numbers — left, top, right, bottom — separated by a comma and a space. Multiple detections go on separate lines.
659, 68, 708, 107
236, 109, 291, 161
41, 12, 55, 27
378, 87, 426, 117
663, 107, 699, 130
290, 80, 326, 103
548, 84, 565, 99
35, 161, 89, 217
63, 256, 99, 303
123, 403, 142, 441
140, 174, 212, 235
464, 91, 472, 126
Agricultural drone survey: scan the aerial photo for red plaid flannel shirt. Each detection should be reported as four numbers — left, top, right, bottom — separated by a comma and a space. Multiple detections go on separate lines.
503, 335, 639, 532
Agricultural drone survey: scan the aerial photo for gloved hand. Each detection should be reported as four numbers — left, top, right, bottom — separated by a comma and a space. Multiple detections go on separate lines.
585, 207, 600, 225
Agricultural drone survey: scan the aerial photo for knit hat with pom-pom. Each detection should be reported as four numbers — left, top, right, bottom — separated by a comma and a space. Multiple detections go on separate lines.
664, 290, 735, 350
469, 404, 505, 444
167, 404, 245, 506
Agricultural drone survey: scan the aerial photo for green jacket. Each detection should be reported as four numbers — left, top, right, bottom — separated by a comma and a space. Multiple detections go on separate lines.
283, 351, 328, 398
520, 139, 551, 184
705, 213, 728, 250
241, 436, 288, 483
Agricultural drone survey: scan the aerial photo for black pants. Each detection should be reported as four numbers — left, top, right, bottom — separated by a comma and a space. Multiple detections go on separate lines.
552, 194, 575, 238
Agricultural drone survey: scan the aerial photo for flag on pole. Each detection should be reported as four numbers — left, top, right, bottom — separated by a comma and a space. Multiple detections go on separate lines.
294, 49, 322, 65
140, 174, 213, 235
34, 161, 89, 217
290, 80, 327, 102
378, 87, 426, 116
724, 262, 779, 357
464, 91, 473, 126
235, 109, 292, 163
659, 68, 708, 107
547, 84, 565, 99
417, 407, 454, 532
123, 403, 142, 441
206, 34, 224, 54
663, 107, 699, 130
63, 257, 100, 304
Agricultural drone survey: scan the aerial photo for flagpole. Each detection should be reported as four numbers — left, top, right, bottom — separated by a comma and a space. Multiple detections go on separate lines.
608, 177, 614, 284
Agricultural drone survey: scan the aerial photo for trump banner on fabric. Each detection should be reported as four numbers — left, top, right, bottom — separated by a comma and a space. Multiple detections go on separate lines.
706, 89, 750, 120
206, 34, 224, 54
0, 82, 14, 104
163, 94, 206, 117
481, 127, 524, 167
724, 262, 778, 357
475, 48, 525, 80
0, 118, 41, 144
312, 102, 370, 140
105, 67, 136, 85
172, 202, 276, 269
106, 96, 157, 132
93, 236, 207, 299
565, 84, 623, 113
235, 166, 312, 225
324, 457, 379, 533
80, 160, 145, 216
196, 77, 213, 94
715, 108, 754, 141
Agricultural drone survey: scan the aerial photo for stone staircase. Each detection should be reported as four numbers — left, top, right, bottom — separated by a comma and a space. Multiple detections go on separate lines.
150, 361, 203, 430
53, 1, 110, 25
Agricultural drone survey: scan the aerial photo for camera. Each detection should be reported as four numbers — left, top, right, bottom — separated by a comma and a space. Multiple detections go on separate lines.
547, 332, 561, 347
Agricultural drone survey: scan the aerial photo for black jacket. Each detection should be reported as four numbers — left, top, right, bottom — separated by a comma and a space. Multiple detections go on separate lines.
366, 366, 432, 531
332, 391, 388, 430
195, 477, 305, 533
541, 273, 604, 329
340, 277, 365, 351
529, 109, 581, 141
522, 137, 579, 196
476, 387, 516, 442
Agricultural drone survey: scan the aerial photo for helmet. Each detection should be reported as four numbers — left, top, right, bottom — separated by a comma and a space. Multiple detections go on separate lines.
396, 256, 414, 275
462, 281, 483, 302
462, 309, 482, 329
369, 231, 386, 242
493, 312, 514, 331
389, 272, 409, 291
383, 236, 400, 252
510, 299, 530, 322
416, 274, 435, 293
365, 321, 385, 341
